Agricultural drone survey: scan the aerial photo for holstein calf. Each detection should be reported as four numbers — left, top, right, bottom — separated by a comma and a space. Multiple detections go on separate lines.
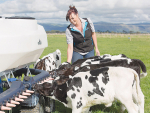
71, 54, 128, 68
13, 49, 61, 78
34, 49, 61, 71
48, 54, 132, 78
35, 67, 144, 113
55, 59, 147, 79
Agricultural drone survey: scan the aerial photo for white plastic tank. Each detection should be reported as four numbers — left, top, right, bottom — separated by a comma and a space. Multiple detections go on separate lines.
0, 16, 48, 72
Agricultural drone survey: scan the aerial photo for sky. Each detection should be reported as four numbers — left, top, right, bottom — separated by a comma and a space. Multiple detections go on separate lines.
0, 0, 150, 24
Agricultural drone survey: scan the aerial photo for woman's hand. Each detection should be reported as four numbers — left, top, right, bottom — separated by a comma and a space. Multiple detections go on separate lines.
95, 48, 100, 56
92, 32, 100, 56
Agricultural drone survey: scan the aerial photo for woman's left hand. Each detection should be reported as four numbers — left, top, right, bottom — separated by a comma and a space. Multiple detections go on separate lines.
95, 48, 100, 56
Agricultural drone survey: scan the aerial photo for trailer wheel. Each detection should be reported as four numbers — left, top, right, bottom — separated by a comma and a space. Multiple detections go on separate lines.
20, 96, 55, 113
20, 102, 44, 113
39, 95, 45, 113
20, 96, 45, 113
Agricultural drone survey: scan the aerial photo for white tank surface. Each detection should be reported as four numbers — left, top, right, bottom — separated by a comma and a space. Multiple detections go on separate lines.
0, 16, 48, 72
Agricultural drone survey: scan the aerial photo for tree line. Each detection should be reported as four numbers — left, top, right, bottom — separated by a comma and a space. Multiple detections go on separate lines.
46, 30, 65, 33
97, 30, 142, 34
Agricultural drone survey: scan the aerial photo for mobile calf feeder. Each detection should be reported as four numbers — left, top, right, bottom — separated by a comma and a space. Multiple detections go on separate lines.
0, 16, 59, 113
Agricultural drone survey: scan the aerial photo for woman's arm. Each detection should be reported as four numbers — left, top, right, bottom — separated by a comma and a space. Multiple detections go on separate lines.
87, 18, 100, 56
66, 28, 74, 63
67, 43, 73, 63
92, 32, 100, 56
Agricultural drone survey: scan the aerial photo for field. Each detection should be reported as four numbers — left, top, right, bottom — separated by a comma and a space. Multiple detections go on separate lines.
41, 33, 150, 113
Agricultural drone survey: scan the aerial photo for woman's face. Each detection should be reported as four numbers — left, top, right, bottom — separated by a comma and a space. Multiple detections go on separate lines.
69, 13, 79, 25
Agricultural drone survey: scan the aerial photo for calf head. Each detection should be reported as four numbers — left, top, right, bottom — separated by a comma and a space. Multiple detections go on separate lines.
34, 56, 56, 71
56, 62, 73, 76
34, 78, 69, 104
34, 82, 55, 96
34, 59, 46, 70
55, 75, 70, 85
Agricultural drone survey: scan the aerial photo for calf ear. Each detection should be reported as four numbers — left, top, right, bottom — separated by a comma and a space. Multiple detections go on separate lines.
56, 77, 70, 85
56, 55, 59, 60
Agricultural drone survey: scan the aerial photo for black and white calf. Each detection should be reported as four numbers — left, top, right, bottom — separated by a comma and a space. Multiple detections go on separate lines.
54, 54, 147, 78
35, 67, 144, 113
71, 54, 129, 68
34, 49, 61, 71
55, 59, 147, 79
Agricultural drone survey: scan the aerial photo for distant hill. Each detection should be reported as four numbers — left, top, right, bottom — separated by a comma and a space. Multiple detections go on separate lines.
39, 22, 150, 33
94, 22, 150, 33
39, 23, 67, 32
128, 23, 150, 33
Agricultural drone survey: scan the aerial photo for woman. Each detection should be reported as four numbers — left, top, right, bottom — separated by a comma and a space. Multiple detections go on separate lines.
66, 6, 100, 64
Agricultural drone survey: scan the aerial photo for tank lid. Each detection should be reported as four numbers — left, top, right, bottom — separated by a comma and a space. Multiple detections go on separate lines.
5, 16, 35, 19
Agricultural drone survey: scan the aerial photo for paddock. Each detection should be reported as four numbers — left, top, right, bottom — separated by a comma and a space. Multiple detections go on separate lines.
38, 33, 150, 113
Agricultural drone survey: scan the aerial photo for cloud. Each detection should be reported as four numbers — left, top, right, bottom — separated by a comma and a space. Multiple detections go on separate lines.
0, 0, 150, 24
75, 0, 150, 24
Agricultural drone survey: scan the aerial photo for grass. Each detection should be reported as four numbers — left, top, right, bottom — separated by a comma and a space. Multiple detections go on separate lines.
41, 33, 150, 113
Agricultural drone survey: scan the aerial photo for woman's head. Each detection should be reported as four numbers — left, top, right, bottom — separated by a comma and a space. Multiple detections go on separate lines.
66, 6, 79, 25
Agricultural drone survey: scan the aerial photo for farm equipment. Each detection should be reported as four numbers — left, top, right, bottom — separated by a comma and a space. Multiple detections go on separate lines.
0, 16, 60, 113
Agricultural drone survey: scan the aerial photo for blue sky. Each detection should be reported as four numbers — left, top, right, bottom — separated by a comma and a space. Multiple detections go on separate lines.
0, 0, 150, 24
0, 0, 6, 4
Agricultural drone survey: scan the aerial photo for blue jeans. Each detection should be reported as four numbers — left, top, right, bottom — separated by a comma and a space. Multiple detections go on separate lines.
72, 49, 95, 64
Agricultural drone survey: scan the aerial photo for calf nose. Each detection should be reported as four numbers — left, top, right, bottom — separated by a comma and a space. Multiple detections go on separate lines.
49, 71, 58, 78
34, 84, 45, 95
34, 84, 43, 91
34, 84, 39, 90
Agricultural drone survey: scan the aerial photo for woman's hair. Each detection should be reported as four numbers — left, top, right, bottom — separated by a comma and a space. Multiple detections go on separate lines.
66, 5, 78, 21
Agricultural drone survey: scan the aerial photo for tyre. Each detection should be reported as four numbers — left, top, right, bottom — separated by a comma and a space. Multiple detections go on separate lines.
20, 96, 55, 113
20, 96, 45, 113
20, 102, 44, 113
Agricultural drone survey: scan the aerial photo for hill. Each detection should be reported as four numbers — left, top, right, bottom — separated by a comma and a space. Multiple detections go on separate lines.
39, 23, 67, 32
39, 22, 150, 33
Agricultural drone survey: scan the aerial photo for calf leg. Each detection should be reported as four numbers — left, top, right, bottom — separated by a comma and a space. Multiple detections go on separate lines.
83, 107, 90, 113
120, 104, 126, 112
72, 107, 83, 113
72, 108, 90, 113
71, 99, 84, 113
71, 99, 89, 113
118, 94, 138, 113
132, 84, 144, 113
124, 101, 138, 113
138, 90, 144, 113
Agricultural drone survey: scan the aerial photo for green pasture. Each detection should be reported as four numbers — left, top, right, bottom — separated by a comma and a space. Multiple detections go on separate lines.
41, 34, 150, 113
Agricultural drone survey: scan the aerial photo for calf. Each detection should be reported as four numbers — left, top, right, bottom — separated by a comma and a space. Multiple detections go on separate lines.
53, 54, 137, 77
55, 59, 147, 79
34, 49, 61, 71
71, 54, 128, 68
35, 67, 144, 113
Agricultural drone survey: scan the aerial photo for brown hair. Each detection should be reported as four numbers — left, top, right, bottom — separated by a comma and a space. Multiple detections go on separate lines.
66, 5, 78, 21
